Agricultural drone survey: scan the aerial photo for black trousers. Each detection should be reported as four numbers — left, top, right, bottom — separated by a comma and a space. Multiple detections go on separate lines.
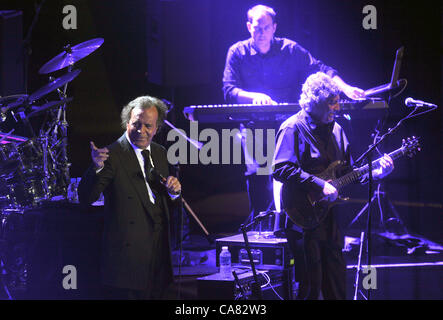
102, 229, 173, 300
103, 196, 173, 300
285, 214, 347, 300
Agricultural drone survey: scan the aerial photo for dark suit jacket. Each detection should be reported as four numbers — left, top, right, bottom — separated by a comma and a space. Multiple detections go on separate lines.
78, 134, 175, 290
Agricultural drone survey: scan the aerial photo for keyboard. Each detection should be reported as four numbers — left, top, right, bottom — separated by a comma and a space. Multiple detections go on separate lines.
183, 101, 388, 123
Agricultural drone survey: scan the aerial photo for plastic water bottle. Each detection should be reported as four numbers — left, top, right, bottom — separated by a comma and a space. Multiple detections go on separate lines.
219, 246, 232, 279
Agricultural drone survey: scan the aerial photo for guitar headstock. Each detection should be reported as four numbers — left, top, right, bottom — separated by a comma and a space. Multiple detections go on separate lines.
401, 136, 421, 158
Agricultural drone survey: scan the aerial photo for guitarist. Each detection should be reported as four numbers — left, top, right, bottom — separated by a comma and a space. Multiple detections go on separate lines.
272, 72, 394, 299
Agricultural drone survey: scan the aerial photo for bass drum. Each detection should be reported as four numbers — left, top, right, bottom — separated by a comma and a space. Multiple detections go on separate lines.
0, 139, 51, 209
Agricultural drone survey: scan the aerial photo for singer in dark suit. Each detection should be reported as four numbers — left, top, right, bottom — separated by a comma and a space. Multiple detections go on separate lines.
78, 95, 181, 300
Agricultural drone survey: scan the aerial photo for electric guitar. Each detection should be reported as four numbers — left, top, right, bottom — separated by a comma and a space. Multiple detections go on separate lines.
281, 136, 420, 230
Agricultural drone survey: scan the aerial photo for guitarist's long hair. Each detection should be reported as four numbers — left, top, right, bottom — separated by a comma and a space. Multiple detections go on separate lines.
299, 72, 341, 113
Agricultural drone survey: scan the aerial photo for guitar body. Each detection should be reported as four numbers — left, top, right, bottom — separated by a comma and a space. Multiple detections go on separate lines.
281, 160, 345, 230
280, 137, 420, 230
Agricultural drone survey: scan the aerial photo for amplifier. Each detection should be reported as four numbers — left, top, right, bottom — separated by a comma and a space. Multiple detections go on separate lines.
215, 232, 294, 269
197, 267, 294, 300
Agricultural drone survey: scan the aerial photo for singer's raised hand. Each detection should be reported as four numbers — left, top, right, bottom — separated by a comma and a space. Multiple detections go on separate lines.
165, 176, 181, 195
90, 141, 109, 170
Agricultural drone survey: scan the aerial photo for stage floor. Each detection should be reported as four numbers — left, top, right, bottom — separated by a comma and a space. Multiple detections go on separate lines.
171, 233, 443, 300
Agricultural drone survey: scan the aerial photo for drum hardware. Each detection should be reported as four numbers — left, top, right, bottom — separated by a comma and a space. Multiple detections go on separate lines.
0, 39, 102, 298
0, 95, 29, 123
25, 98, 73, 119
0, 38, 104, 211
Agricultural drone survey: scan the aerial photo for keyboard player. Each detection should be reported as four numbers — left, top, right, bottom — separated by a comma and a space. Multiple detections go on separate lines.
222, 4, 365, 224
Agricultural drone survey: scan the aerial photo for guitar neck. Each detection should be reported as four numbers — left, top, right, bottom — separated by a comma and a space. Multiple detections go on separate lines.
332, 146, 405, 190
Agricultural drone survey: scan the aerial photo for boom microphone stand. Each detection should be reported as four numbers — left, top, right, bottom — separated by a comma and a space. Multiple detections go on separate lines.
237, 210, 276, 300
239, 224, 262, 300
352, 100, 435, 299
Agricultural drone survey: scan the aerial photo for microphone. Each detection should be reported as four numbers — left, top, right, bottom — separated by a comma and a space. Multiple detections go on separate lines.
150, 168, 182, 196
253, 210, 275, 222
405, 97, 437, 107
149, 168, 167, 183
243, 210, 276, 229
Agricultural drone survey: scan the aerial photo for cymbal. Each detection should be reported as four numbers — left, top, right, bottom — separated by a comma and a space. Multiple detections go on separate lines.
26, 97, 73, 119
28, 69, 80, 102
39, 38, 104, 74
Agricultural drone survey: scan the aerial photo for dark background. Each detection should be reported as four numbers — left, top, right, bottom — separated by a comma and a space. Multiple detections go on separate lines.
0, 0, 441, 241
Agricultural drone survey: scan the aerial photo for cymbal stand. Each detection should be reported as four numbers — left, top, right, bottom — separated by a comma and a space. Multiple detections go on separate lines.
49, 67, 73, 197
353, 231, 367, 300
39, 132, 51, 200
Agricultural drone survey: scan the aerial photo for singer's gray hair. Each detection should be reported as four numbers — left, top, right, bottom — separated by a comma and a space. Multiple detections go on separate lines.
120, 95, 168, 130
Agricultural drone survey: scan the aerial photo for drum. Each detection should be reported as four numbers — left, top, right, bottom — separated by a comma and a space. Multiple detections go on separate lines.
16, 139, 43, 177
0, 139, 42, 179
0, 143, 20, 178
1, 180, 50, 209
0, 138, 65, 209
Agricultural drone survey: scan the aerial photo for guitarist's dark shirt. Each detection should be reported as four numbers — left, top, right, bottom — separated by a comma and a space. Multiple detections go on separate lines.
272, 109, 352, 239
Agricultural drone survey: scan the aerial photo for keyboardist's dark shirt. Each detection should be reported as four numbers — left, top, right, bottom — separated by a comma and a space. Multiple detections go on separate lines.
223, 37, 338, 103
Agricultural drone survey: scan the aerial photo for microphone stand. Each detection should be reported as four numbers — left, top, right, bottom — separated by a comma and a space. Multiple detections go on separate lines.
353, 97, 434, 299
354, 129, 389, 300
353, 99, 411, 299
161, 100, 209, 241
174, 164, 184, 300
239, 223, 262, 300
236, 210, 274, 299
232, 270, 247, 300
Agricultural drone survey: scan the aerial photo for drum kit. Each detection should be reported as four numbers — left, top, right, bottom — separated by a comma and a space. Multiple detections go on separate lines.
0, 38, 103, 212
0, 38, 103, 298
